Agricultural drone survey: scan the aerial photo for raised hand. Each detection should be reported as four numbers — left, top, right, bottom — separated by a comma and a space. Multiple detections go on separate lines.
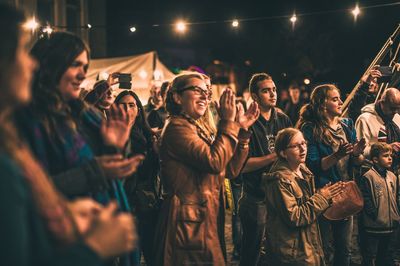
217, 88, 236, 122
361, 66, 382, 84
107, 72, 119, 87
334, 140, 353, 160
96, 154, 145, 179
236, 101, 260, 130
102, 104, 130, 149
390, 142, 400, 153
84, 202, 137, 258
352, 138, 366, 156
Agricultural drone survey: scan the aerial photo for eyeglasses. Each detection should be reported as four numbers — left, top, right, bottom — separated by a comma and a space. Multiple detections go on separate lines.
286, 141, 308, 151
180, 86, 212, 100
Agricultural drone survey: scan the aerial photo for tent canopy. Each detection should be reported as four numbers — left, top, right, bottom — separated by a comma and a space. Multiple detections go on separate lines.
83, 51, 175, 104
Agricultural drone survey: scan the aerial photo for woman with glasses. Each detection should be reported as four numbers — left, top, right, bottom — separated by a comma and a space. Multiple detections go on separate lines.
263, 128, 344, 265
153, 73, 259, 265
297, 84, 366, 266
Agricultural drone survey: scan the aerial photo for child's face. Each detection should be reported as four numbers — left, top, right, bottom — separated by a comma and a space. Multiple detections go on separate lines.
374, 151, 393, 169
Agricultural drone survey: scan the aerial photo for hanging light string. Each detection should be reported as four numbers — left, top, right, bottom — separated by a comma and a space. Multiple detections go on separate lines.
28, 1, 400, 32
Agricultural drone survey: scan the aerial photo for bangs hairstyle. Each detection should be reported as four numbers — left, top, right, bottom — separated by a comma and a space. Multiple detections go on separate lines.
370, 142, 392, 160
275, 128, 302, 159
165, 73, 204, 116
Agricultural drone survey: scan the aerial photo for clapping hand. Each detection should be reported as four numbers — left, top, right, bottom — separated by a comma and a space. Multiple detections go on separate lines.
215, 88, 236, 122
334, 140, 353, 159
352, 138, 366, 157
96, 154, 145, 179
236, 101, 260, 130
319, 181, 345, 200
102, 105, 130, 149
390, 142, 400, 153
84, 201, 137, 258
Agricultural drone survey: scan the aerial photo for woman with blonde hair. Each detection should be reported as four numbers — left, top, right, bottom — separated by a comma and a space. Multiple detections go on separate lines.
298, 84, 366, 266
154, 73, 259, 265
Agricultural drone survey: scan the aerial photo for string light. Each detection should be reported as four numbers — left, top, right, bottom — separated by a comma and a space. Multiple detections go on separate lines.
24, 17, 39, 32
351, 4, 361, 21
24, 2, 400, 33
304, 78, 311, 85
175, 20, 187, 33
290, 13, 297, 29
232, 19, 239, 28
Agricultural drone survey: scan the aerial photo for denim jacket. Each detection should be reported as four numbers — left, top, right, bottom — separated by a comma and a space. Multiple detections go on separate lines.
300, 118, 357, 188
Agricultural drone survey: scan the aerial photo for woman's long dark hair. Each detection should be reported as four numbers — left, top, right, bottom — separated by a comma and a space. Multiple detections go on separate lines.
30, 32, 89, 133
114, 90, 154, 153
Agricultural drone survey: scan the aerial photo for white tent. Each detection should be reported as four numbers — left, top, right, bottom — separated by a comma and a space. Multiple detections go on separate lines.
83, 51, 175, 104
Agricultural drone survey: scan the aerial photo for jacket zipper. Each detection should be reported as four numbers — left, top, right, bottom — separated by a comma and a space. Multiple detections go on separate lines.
384, 178, 392, 229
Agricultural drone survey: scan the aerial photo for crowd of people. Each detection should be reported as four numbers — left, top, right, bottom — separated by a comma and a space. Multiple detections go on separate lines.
1, 3, 400, 266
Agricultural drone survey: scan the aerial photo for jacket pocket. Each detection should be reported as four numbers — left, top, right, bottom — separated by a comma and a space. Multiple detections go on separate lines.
176, 200, 207, 250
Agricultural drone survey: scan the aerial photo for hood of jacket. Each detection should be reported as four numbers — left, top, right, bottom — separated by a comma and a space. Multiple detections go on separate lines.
360, 103, 377, 115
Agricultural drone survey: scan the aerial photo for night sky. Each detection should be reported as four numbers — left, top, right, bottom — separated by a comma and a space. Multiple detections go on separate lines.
105, 0, 400, 93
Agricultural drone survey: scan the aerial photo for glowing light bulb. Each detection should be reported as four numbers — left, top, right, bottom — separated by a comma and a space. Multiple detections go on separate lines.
352, 4, 361, 21
175, 21, 187, 33
24, 17, 39, 31
290, 15, 297, 23
232, 19, 239, 27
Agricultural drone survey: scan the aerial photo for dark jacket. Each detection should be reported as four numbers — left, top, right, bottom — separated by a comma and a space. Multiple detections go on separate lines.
14, 102, 110, 198
147, 107, 168, 129
153, 117, 250, 266
263, 159, 329, 266
0, 153, 101, 266
242, 108, 292, 200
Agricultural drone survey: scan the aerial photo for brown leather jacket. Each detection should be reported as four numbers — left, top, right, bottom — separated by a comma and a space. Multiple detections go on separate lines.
153, 117, 250, 266
263, 159, 330, 266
